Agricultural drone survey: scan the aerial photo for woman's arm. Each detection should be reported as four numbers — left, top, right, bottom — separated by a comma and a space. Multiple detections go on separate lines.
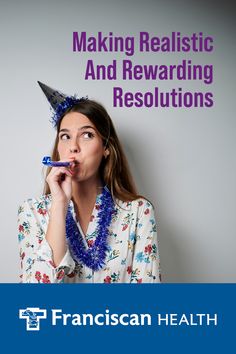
45, 202, 68, 267
44, 158, 76, 268
130, 200, 161, 283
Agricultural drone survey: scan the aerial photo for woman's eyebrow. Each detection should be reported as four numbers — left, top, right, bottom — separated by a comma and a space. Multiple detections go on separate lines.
59, 125, 96, 133
79, 125, 96, 131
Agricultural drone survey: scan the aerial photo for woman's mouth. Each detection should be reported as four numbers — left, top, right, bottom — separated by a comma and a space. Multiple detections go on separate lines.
69, 162, 80, 174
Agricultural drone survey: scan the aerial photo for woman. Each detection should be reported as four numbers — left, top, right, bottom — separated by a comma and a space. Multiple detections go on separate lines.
17, 82, 161, 283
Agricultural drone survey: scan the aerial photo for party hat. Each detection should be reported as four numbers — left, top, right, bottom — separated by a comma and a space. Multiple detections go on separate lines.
37, 81, 67, 111
37, 81, 88, 128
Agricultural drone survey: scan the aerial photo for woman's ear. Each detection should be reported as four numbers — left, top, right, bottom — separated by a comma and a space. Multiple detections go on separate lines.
104, 149, 110, 158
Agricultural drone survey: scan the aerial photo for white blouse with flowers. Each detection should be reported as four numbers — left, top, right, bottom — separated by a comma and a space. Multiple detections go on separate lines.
17, 193, 161, 283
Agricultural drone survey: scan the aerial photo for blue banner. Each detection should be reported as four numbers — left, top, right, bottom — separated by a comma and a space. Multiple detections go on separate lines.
1, 284, 235, 353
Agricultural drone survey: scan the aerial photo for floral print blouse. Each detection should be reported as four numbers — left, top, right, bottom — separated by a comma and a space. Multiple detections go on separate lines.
17, 193, 161, 283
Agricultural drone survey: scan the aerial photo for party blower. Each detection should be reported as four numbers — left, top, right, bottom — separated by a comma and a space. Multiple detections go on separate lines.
42, 156, 72, 167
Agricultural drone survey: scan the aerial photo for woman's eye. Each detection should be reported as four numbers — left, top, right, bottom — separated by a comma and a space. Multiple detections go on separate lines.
60, 134, 70, 140
83, 132, 94, 139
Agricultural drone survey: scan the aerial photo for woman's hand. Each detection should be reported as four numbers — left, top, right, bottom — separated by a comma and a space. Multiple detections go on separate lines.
46, 157, 76, 205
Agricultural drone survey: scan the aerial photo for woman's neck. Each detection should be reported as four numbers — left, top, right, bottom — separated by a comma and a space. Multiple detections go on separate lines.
71, 177, 103, 221
72, 178, 102, 230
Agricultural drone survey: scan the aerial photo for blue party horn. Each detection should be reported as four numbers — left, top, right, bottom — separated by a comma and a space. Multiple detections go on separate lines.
42, 156, 71, 167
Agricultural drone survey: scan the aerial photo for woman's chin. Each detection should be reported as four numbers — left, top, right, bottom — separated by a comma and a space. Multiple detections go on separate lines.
71, 174, 80, 181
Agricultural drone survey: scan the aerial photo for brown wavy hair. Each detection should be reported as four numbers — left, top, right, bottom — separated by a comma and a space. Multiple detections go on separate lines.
43, 99, 143, 202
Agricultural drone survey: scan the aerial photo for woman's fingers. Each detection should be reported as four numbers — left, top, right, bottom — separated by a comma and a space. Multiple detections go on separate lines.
47, 167, 72, 182
45, 158, 75, 203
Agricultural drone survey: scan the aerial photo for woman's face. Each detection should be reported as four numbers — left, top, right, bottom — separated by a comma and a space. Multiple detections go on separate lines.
57, 112, 105, 182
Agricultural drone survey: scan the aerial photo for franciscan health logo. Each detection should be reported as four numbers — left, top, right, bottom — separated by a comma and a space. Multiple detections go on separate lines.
19, 307, 218, 331
19, 307, 47, 331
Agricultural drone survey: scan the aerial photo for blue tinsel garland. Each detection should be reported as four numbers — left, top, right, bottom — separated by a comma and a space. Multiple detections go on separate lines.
65, 186, 115, 271
50, 95, 88, 128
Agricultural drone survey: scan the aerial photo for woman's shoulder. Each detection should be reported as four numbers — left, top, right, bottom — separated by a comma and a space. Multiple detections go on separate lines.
115, 196, 155, 216
18, 194, 52, 215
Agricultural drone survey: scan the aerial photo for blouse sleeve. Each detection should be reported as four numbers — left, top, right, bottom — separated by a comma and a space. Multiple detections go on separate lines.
131, 200, 161, 283
17, 199, 75, 283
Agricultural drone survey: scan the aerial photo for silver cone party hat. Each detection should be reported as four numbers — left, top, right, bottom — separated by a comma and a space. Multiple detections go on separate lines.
37, 81, 68, 111
37, 81, 88, 127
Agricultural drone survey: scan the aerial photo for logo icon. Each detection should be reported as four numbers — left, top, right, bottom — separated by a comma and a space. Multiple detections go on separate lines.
19, 307, 47, 331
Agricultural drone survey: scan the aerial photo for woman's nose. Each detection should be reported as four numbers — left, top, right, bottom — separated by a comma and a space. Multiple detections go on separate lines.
69, 139, 80, 153
69, 147, 79, 153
